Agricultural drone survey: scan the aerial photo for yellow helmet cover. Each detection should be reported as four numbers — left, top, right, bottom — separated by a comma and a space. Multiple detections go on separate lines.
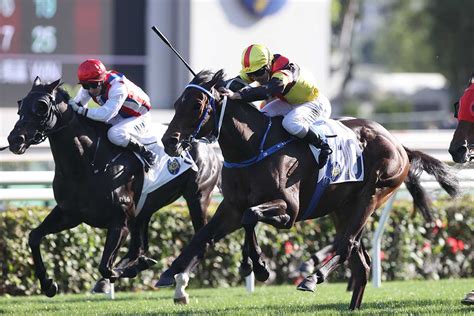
241, 44, 273, 74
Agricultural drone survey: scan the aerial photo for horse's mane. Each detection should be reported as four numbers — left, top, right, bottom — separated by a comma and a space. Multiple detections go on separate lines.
190, 69, 225, 86
56, 85, 71, 103
191, 69, 263, 116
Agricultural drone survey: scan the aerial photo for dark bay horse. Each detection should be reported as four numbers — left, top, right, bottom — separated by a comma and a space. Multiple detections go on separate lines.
6, 77, 221, 297
157, 70, 459, 310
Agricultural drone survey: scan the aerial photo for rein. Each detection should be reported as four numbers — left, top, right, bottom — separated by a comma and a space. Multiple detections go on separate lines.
22, 90, 72, 145
184, 83, 294, 169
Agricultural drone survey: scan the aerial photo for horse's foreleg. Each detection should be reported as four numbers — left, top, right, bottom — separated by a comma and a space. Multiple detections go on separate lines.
241, 199, 292, 282
28, 205, 81, 297
156, 200, 242, 288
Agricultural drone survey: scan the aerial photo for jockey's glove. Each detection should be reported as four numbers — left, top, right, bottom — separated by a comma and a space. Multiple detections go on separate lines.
68, 100, 87, 116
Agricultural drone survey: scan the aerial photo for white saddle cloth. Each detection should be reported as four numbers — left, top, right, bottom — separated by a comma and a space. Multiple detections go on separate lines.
134, 124, 197, 214
309, 118, 364, 184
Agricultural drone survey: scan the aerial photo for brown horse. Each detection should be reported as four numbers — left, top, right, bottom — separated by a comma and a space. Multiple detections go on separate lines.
157, 70, 459, 310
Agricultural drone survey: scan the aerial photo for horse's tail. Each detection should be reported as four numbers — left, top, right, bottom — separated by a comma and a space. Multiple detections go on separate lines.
403, 147, 460, 222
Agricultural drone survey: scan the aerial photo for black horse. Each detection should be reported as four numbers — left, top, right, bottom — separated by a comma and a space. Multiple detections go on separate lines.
157, 70, 459, 310
6, 77, 221, 297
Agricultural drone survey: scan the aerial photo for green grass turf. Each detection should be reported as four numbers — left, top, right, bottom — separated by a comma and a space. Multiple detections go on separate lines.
0, 278, 472, 315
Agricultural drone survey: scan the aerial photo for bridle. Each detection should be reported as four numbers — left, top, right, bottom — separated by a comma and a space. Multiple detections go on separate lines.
180, 84, 224, 149
17, 90, 70, 145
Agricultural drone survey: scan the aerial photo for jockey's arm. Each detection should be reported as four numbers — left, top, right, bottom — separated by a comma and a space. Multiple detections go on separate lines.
238, 77, 285, 102
73, 87, 92, 108
84, 81, 127, 122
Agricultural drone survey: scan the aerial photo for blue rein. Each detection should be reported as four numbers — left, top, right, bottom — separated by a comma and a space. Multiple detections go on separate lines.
223, 116, 295, 168
184, 83, 294, 169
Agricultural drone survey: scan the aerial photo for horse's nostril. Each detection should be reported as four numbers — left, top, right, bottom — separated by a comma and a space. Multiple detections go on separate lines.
15, 134, 26, 144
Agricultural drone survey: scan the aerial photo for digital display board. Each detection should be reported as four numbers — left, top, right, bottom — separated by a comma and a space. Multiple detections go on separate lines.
0, 0, 145, 106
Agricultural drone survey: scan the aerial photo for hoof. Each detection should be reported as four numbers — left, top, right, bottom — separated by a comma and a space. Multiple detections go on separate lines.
155, 271, 176, 288
297, 275, 317, 292
119, 267, 138, 279
43, 279, 58, 298
253, 260, 270, 282
92, 278, 111, 294
141, 256, 158, 268
174, 294, 189, 305
239, 259, 253, 278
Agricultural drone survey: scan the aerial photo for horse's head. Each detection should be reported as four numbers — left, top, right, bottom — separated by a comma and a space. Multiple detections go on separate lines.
8, 76, 67, 154
448, 100, 474, 163
162, 70, 225, 157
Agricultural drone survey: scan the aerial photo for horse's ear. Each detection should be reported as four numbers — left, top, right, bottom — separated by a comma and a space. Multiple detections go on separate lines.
33, 76, 41, 87
210, 69, 226, 88
45, 78, 61, 93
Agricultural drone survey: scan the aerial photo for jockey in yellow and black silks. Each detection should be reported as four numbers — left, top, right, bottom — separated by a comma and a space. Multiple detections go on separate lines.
220, 44, 332, 169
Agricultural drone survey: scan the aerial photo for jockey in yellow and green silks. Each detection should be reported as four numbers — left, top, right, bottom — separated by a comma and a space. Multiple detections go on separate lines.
220, 44, 332, 169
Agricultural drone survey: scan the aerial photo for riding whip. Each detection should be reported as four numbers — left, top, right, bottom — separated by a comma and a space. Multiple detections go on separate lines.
151, 26, 197, 76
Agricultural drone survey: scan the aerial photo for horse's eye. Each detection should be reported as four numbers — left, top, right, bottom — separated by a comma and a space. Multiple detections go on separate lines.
34, 101, 49, 117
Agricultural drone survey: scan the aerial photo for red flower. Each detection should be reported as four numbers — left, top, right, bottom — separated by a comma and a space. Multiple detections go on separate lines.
284, 241, 293, 255
380, 251, 386, 260
447, 237, 460, 254
422, 241, 431, 251
457, 239, 465, 251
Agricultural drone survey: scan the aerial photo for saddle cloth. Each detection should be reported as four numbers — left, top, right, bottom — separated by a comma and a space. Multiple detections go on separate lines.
134, 124, 197, 215
301, 118, 364, 220
309, 118, 364, 184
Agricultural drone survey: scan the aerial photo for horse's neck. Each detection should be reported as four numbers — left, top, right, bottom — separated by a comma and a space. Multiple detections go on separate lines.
48, 108, 99, 172
218, 100, 274, 162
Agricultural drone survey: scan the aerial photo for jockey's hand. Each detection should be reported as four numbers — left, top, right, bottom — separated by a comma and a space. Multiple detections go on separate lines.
68, 100, 87, 116
219, 87, 241, 100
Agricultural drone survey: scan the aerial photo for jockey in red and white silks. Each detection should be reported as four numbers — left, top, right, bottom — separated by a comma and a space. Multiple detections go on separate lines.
69, 59, 157, 169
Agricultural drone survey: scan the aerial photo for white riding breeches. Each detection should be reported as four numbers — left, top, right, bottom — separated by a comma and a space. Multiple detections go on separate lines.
107, 112, 151, 147
262, 94, 332, 138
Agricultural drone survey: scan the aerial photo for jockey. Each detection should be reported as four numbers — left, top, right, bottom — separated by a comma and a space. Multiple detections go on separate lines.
457, 71, 474, 121
220, 44, 332, 169
68, 59, 157, 169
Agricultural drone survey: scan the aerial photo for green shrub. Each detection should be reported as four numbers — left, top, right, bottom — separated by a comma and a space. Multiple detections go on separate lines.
0, 196, 472, 295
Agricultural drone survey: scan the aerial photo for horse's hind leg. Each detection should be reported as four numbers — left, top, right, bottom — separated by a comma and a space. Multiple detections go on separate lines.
113, 215, 156, 279
348, 239, 371, 309
28, 205, 82, 297
297, 183, 377, 298
98, 223, 129, 281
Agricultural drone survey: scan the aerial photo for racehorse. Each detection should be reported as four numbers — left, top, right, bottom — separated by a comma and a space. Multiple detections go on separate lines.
157, 70, 459, 310
6, 77, 221, 297
449, 101, 474, 163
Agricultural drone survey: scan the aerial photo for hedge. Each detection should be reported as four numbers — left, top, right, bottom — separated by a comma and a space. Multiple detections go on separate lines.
0, 196, 472, 295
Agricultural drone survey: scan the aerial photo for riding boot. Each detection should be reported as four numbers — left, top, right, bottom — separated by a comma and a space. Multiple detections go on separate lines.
126, 139, 158, 171
302, 129, 332, 169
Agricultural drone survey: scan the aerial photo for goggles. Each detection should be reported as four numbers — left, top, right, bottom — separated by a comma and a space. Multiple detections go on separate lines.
247, 66, 268, 78
81, 82, 101, 89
